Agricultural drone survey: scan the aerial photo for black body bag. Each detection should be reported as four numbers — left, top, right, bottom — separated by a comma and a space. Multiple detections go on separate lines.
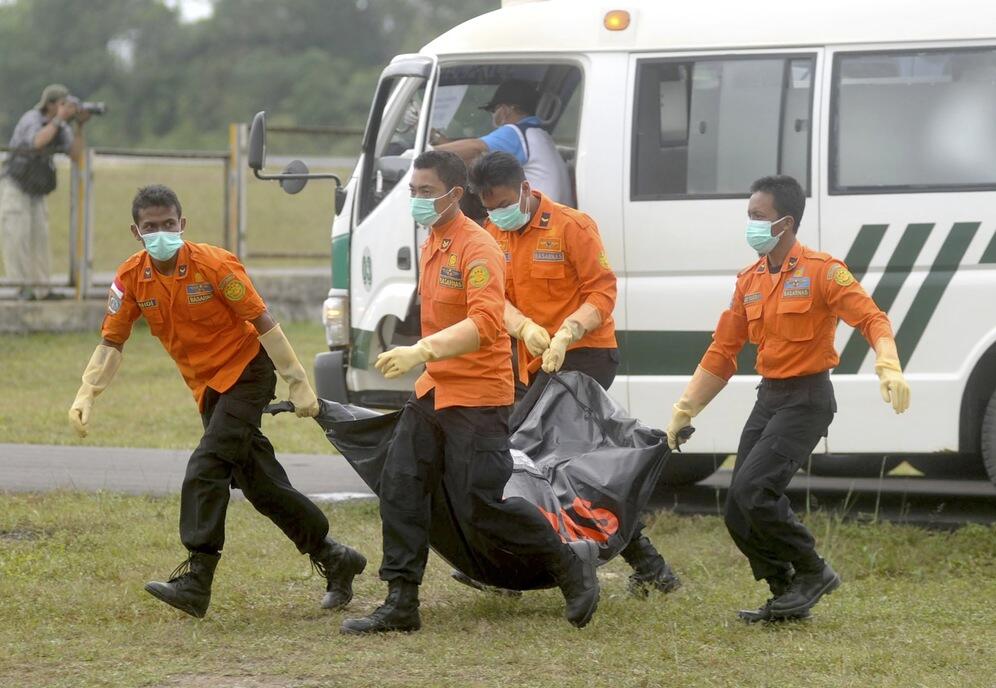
276, 371, 671, 590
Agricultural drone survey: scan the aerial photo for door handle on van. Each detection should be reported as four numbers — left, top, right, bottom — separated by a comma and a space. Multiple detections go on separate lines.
397, 247, 412, 270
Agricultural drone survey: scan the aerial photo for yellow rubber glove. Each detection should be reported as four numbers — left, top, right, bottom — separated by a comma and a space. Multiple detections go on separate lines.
375, 340, 434, 379
873, 337, 910, 414
258, 324, 320, 418
542, 326, 573, 373
541, 303, 602, 374
515, 318, 552, 358
68, 344, 123, 438
376, 318, 481, 379
665, 366, 727, 450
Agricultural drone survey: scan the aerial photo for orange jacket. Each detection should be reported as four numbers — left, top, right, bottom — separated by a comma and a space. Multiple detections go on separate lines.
701, 241, 893, 380
415, 211, 514, 409
484, 192, 617, 379
101, 242, 267, 409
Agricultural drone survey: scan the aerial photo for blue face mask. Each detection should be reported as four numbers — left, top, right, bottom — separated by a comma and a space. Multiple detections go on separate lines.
142, 231, 184, 261
487, 186, 531, 232
410, 190, 453, 227
745, 216, 788, 255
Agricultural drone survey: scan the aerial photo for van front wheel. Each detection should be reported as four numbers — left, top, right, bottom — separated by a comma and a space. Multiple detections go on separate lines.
980, 389, 996, 487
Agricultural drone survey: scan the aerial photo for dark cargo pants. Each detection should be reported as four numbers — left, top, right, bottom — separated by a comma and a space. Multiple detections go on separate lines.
378, 391, 570, 584
513, 346, 620, 400
179, 349, 329, 556
724, 371, 836, 581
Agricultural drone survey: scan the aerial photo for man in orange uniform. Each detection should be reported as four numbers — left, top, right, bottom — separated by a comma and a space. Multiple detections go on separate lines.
667, 175, 910, 622
340, 151, 600, 634
68, 185, 365, 619
468, 151, 680, 598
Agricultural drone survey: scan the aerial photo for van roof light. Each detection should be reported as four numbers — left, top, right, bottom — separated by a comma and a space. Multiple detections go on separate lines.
604, 9, 630, 31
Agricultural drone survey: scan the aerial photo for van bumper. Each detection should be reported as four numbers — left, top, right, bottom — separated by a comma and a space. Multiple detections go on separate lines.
314, 349, 349, 404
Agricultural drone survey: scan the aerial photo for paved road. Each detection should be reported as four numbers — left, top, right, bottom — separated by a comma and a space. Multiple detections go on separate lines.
4, 443, 994, 526
0, 443, 373, 501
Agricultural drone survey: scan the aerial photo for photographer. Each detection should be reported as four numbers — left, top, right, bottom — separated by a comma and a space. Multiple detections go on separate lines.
0, 84, 92, 300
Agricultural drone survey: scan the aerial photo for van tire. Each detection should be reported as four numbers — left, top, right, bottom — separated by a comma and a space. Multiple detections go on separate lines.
659, 454, 721, 486
980, 389, 996, 487
805, 454, 901, 478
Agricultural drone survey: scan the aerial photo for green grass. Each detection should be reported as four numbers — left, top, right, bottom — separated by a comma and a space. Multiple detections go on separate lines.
5, 159, 350, 278
0, 324, 334, 454
0, 495, 993, 687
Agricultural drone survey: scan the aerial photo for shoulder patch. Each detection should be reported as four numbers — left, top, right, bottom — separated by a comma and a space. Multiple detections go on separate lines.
220, 273, 246, 301
598, 251, 610, 270
106, 281, 123, 315
467, 264, 491, 289
832, 266, 855, 287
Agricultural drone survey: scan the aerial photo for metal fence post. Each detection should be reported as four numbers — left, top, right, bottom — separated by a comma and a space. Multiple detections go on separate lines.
68, 153, 79, 290
73, 146, 93, 300
83, 146, 94, 298
227, 123, 248, 260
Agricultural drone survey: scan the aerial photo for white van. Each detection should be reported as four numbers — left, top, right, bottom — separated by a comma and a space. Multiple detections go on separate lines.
253, 0, 996, 485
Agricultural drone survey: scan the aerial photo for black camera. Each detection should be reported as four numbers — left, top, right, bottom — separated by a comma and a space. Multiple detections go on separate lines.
67, 95, 107, 116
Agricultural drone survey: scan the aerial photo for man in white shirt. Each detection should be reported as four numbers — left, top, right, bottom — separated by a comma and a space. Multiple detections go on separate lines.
433, 79, 573, 206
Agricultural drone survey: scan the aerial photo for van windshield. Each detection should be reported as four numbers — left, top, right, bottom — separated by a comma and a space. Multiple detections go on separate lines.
432, 62, 582, 207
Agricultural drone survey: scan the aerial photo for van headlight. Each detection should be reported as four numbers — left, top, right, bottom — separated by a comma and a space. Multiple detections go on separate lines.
322, 293, 349, 348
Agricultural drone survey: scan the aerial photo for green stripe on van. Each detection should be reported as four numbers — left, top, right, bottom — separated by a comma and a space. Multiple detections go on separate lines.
980, 228, 996, 264
618, 331, 757, 376
894, 222, 980, 368
332, 233, 350, 289
349, 327, 372, 370
842, 223, 888, 280
835, 223, 933, 374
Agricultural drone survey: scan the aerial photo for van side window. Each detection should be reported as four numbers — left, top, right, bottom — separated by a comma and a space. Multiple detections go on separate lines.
358, 78, 426, 222
831, 47, 996, 193
631, 56, 814, 200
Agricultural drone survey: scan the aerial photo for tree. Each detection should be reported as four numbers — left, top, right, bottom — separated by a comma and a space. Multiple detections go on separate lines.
0, 0, 499, 149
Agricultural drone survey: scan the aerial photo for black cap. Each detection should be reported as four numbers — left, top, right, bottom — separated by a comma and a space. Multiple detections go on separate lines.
480, 79, 540, 114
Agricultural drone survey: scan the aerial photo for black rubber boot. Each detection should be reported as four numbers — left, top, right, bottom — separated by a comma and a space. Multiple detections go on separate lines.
340, 579, 421, 635
737, 571, 811, 623
770, 561, 841, 618
556, 540, 600, 628
620, 534, 682, 598
310, 537, 367, 610
144, 551, 220, 619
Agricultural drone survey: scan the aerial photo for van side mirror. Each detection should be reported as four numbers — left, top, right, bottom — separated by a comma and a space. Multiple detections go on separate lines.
248, 111, 267, 171
247, 109, 342, 192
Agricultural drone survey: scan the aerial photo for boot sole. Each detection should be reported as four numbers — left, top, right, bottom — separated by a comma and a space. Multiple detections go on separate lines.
770, 574, 841, 618
144, 583, 207, 619
737, 608, 812, 624
340, 620, 421, 635
321, 551, 369, 610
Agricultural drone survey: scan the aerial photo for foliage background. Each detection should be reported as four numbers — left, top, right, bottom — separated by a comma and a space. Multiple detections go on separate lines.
0, 0, 499, 151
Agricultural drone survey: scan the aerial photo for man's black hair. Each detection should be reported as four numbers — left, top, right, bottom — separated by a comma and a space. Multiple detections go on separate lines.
750, 175, 805, 232
469, 151, 526, 197
413, 150, 467, 190
132, 184, 183, 223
